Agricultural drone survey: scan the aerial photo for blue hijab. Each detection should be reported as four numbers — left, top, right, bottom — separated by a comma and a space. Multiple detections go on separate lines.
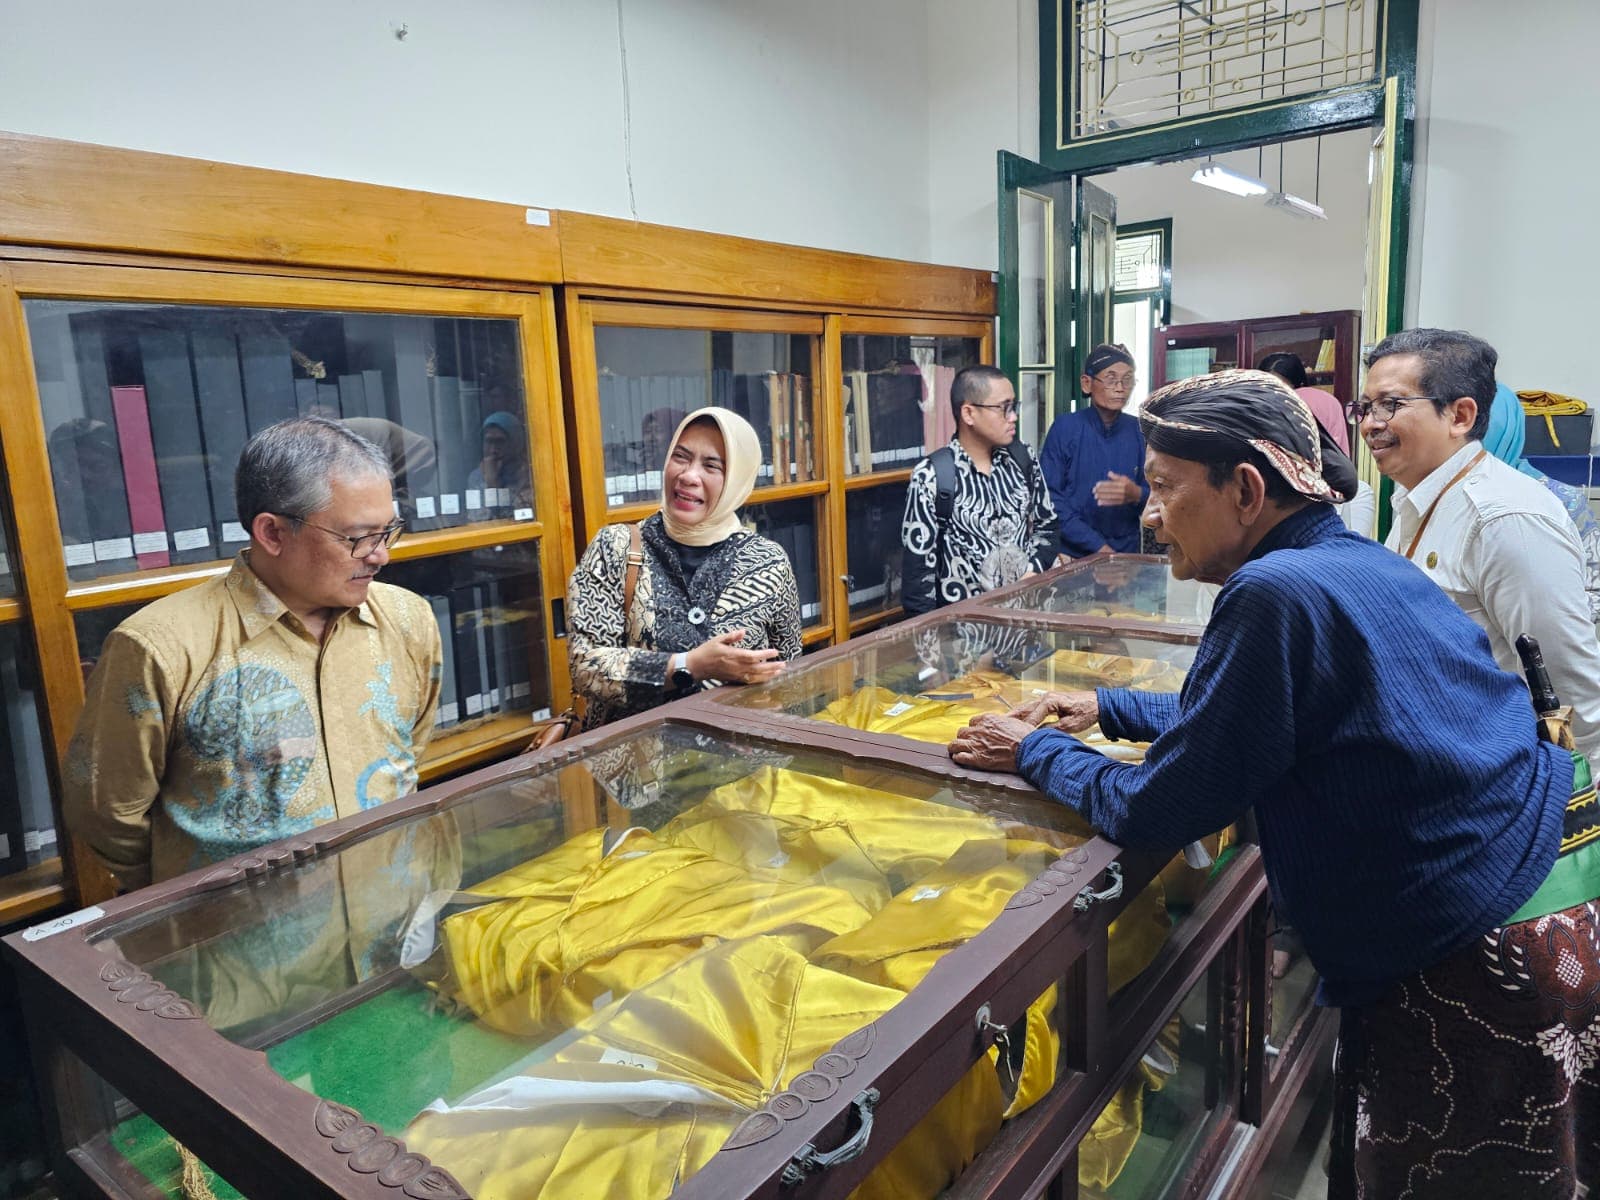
1482, 383, 1540, 479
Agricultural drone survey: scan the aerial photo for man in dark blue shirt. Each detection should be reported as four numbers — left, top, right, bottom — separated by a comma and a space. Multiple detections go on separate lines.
1039, 343, 1147, 556
951, 370, 1597, 1199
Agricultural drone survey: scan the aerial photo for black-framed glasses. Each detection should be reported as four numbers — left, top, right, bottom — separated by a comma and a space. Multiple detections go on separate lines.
1347, 395, 1440, 423
282, 516, 405, 557
969, 400, 1020, 417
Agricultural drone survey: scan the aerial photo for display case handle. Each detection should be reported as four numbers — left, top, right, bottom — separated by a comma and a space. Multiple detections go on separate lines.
1073, 860, 1124, 912
780, 1088, 880, 1188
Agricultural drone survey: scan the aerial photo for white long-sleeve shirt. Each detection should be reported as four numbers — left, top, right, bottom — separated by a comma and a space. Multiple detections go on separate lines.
1386, 440, 1600, 764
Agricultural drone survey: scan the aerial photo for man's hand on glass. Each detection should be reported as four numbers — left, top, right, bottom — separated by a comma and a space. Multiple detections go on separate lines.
1006, 689, 1099, 731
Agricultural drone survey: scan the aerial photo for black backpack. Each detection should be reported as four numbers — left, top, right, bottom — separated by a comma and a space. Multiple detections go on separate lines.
928, 439, 1038, 578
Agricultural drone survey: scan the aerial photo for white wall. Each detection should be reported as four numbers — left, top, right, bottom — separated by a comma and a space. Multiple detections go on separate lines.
1410, 0, 1600, 397
0, 0, 938, 264
1102, 130, 1372, 325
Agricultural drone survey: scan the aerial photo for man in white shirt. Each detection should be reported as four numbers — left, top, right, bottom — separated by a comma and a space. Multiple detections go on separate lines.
1364, 327, 1600, 763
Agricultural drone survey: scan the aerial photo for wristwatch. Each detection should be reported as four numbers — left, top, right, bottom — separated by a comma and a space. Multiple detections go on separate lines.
670, 652, 694, 692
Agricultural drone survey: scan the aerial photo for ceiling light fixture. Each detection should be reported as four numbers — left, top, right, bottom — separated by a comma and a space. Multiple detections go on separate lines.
1190, 160, 1269, 197
1266, 191, 1328, 220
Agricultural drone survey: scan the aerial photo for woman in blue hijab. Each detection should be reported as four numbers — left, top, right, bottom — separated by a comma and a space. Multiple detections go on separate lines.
1484, 382, 1600, 620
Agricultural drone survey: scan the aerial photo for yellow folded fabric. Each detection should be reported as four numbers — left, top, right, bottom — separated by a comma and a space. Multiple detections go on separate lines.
407, 937, 1004, 1200
439, 827, 875, 1037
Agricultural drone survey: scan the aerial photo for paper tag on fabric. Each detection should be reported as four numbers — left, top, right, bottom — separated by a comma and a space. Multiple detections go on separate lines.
600, 1048, 659, 1072
883, 701, 914, 717
910, 886, 945, 903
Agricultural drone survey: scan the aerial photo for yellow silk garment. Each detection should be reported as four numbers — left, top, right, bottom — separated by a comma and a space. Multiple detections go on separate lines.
406, 937, 1004, 1200
438, 827, 876, 1037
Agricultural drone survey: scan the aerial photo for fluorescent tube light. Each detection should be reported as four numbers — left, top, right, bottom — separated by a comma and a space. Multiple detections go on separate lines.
1266, 191, 1328, 220
1190, 161, 1269, 197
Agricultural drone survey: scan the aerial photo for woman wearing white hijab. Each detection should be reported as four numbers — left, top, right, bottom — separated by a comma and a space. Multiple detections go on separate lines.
567, 407, 802, 730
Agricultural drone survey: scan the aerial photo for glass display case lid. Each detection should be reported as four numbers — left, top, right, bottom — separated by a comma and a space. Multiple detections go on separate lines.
711, 616, 1196, 756
987, 556, 1216, 629
80, 719, 1101, 1199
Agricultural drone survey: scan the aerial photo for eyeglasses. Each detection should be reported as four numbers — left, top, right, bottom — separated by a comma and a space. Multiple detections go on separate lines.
283, 516, 405, 557
1347, 395, 1440, 423
968, 400, 1020, 417
1094, 374, 1136, 391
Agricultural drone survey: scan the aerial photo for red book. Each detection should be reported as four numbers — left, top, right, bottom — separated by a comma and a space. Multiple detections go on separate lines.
110, 385, 171, 570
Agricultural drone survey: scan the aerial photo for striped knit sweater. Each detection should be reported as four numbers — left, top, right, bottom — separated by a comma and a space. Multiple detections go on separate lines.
1017, 504, 1570, 1007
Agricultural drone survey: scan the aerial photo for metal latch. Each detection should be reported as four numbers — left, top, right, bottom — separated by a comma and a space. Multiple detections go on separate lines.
1073, 861, 1124, 912
780, 1088, 880, 1188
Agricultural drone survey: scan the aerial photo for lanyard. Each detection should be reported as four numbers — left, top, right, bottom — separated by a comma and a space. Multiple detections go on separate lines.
1402, 449, 1486, 561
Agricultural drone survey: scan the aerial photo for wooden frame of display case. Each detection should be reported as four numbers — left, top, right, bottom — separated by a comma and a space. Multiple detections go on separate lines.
4, 580, 1333, 1200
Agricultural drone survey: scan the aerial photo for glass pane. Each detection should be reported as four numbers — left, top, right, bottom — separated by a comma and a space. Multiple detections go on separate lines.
1018, 191, 1051, 367
840, 334, 982, 476
741, 496, 822, 626
720, 617, 1194, 756
1248, 322, 1342, 398
1268, 927, 1320, 1083
1162, 333, 1238, 384
1114, 231, 1164, 294
85, 720, 1103, 1198
23, 301, 531, 583
73, 544, 553, 738
1113, 299, 1154, 413
845, 482, 909, 619
593, 326, 814, 506
0, 510, 13, 600
0, 627, 57, 877
1018, 371, 1052, 453
1081, 966, 1236, 1197
996, 558, 1216, 629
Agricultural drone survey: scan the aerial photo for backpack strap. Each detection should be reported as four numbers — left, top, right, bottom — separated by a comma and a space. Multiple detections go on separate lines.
623, 523, 644, 623
929, 446, 958, 584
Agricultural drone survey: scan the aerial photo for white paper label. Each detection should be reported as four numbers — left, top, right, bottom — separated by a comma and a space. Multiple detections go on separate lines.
464, 694, 484, 716
496, 488, 513, 507
23, 828, 56, 852
439, 702, 460, 725
93, 537, 134, 562
910, 886, 945, 903
512, 683, 532, 701
133, 531, 169, 555
513, 507, 534, 522
465, 490, 483, 511
415, 496, 437, 519
647, 470, 662, 490
22, 906, 105, 942
64, 543, 96, 567
608, 495, 625, 506
487, 687, 502, 708
600, 1048, 660, 1072
531, 706, 552, 721
525, 207, 551, 226
174, 527, 211, 552
883, 701, 916, 718
766, 850, 790, 869
223, 522, 250, 543
439, 493, 461, 516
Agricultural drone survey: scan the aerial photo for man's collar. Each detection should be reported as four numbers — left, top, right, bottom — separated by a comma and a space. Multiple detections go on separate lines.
1246, 502, 1343, 563
1392, 440, 1482, 512
225, 551, 377, 640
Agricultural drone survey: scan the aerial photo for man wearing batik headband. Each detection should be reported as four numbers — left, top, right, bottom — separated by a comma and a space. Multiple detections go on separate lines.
1040, 343, 1148, 557
950, 369, 1599, 1200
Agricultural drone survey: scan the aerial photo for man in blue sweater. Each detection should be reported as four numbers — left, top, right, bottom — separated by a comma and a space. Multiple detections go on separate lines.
951, 369, 1598, 1199
1039, 343, 1147, 556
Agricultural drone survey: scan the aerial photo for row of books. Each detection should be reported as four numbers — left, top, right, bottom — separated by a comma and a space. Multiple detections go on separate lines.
843, 370, 933, 475
0, 653, 59, 879
746, 508, 822, 624
29, 309, 531, 580
843, 485, 907, 612
422, 583, 546, 732
598, 370, 816, 507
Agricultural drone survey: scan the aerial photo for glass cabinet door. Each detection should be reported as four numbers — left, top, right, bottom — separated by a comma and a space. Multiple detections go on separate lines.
839, 332, 983, 478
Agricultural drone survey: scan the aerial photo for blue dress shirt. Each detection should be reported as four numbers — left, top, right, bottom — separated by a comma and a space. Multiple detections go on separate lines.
1039, 407, 1148, 557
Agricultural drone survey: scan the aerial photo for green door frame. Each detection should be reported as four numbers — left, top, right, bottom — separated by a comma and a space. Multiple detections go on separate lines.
1003, 0, 1421, 380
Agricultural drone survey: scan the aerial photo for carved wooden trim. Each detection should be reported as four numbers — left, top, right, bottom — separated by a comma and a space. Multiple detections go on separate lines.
1004, 847, 1092, 910
195, 839, 322, 890
98, 960, 202, 1020
721, 1022, 878, 1150
313, 1101, 469, 1198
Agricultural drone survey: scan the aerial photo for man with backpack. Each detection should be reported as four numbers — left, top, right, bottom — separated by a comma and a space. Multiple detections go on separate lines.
900, 365, 1058, 614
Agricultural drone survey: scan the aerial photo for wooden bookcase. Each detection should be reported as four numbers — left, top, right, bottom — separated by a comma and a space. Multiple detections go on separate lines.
0, 132, 996, 924
1152, 308, 1362, 405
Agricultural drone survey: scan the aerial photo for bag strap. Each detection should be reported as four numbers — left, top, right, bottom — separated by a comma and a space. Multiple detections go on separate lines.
929, 446, 958, 588
623, 522, 644, 622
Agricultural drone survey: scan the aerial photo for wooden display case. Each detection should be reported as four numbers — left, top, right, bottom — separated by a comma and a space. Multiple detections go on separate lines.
5, 563, 1332, 1200
1152, 309, 1361, 408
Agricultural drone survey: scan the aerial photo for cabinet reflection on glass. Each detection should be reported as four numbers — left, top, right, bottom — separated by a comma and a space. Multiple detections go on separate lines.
840, 333, 983, 477
594, 327, 814, 507
0, 629, 55, 879
23, 301, 534, 584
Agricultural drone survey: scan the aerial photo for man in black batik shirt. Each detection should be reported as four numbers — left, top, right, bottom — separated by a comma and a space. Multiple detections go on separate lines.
900, 366, 1058, 614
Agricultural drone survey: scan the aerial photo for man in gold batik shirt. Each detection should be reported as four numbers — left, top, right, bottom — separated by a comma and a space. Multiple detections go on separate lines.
63, 416, 443, 891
